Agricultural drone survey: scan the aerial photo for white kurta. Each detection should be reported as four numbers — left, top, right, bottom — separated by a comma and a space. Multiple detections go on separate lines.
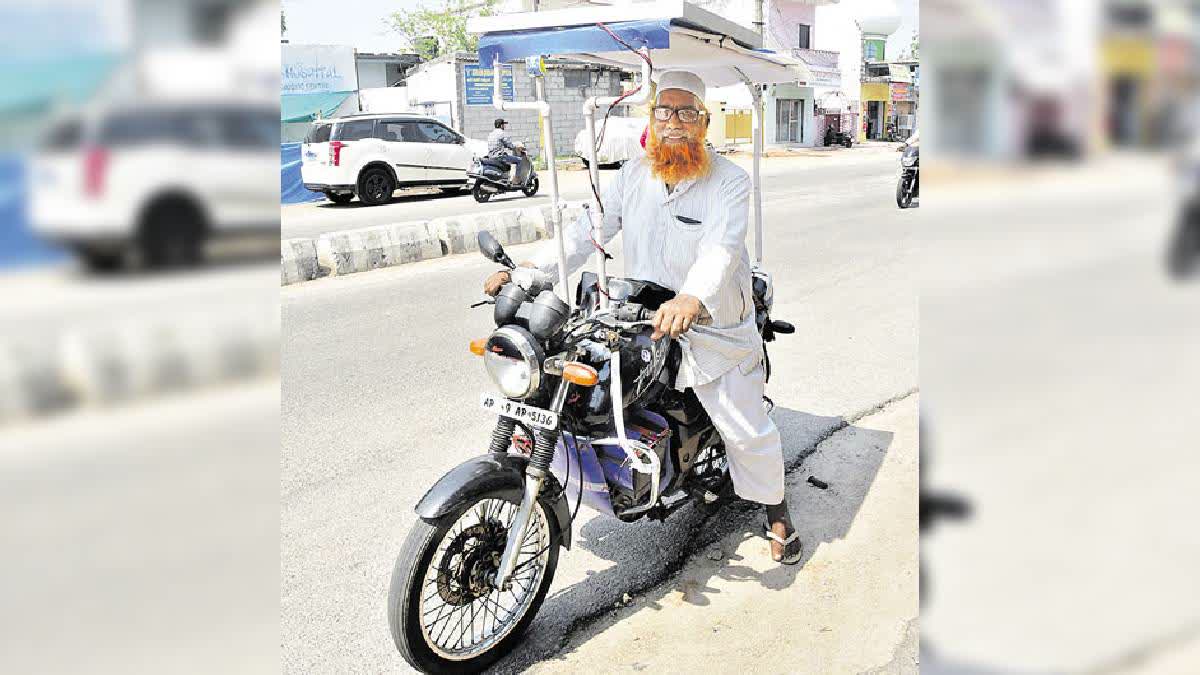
529, 150, 764, 390
529, 150, 784, 505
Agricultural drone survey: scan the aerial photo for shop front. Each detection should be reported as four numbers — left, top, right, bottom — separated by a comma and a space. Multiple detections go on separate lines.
860, 82, 890, 141
767, 82, 816, 147
889, 82, 916, 141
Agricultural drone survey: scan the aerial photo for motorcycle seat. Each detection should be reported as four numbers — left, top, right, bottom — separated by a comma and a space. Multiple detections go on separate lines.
480, 157, 511, 169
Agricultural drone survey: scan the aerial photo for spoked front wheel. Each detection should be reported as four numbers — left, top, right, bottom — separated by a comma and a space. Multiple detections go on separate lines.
389, 490, 561, 673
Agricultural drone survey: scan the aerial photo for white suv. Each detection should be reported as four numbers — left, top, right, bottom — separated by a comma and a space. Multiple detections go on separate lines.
31, 99, 279, 271
301, 113, 487, 206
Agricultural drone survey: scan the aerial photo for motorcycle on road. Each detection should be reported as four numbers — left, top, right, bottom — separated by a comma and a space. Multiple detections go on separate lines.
388, 8, 811, 671
467, 142, 540, 204
387, 231, 794, 672
896, 137, 919, 209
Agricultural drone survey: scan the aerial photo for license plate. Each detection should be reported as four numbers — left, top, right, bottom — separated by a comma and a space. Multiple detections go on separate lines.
480, 394, 558, 430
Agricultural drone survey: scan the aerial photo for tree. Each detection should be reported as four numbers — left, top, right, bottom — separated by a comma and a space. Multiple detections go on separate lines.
384, 0, 499, 60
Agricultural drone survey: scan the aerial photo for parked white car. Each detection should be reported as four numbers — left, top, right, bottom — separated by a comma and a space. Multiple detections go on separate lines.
301, 113, 487, 206
573, 116, 646, 167
31, 99, 279, 271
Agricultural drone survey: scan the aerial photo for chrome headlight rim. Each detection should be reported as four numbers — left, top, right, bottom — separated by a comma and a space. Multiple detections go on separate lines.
484, 326, 543, 400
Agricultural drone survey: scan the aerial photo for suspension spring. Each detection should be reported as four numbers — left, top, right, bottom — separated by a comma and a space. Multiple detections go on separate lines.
527, 429, 558, 476
488, 417, 517, 454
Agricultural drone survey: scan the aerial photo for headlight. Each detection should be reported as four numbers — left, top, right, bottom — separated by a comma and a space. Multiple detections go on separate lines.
483, 326, 543, 399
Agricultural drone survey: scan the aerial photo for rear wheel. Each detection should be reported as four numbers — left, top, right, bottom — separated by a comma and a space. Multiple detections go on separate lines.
472, 182, 493, 203
324, 191, 353, 205
689, 441, 734, 514
139, 199, 206, 268
357, 167, 395, 206
389, 490, 560, 673
75, 247, 124, 273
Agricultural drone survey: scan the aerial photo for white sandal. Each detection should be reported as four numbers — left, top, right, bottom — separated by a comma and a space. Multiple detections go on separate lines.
762, 522, 803, 565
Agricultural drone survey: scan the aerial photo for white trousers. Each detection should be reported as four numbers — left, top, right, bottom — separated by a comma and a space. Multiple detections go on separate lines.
691, 359, 785, 505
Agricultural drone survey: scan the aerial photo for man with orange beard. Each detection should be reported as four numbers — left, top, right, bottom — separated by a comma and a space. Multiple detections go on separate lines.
483, 70, 800, 565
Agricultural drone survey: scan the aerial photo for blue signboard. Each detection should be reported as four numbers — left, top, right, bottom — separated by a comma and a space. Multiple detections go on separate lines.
464, 64, 514, 106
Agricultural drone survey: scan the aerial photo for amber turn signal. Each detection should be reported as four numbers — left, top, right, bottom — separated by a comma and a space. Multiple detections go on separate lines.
562, 362, 599, 386
469, 338, 487, 356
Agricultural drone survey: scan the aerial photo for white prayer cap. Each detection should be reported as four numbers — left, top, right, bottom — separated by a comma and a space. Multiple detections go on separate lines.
654, 70, 706, 104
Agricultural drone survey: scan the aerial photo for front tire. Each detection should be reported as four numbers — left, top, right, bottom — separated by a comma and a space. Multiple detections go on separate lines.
896, 175, 913, 209
389, 490, 561, 673
472, 182, 493, 203
522, 176, 539, 197
1167, 216, 1200, 280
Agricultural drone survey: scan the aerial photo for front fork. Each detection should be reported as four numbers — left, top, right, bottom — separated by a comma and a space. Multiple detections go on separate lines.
493, 378, 572, 590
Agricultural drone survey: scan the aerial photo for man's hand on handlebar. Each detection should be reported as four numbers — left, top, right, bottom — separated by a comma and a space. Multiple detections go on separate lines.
651, 294, 704, 340
482, 261, 537, 296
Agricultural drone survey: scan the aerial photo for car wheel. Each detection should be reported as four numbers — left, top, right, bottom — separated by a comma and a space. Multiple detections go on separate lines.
472, 182, 492, 203
357, 167, 395, 206
139, 198, 206, 269
325, 191, 354, 205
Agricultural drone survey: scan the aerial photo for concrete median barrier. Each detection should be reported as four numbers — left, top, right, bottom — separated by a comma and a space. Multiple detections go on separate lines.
281, 238, 322, 285
0, 306, 279, 428
314, 221, 443, 277
283, 201, 590, 285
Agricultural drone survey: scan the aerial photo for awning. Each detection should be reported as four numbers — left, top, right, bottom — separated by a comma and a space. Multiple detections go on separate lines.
473, 14, 810, 87
281, 91, 354, 123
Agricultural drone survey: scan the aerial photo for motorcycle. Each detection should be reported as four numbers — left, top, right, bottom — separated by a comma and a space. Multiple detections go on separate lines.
896, 139, 919, 209
467, 142, 540, 203
1166, 146, 1200, 279
387, 231, 795, 672
824, 127, 853, 148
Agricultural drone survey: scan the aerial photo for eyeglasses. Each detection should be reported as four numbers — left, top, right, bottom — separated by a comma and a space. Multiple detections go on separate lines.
652, 106, 705, 124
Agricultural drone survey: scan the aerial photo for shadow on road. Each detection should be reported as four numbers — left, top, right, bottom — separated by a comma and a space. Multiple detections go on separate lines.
313, 187, 468, 209
488, 405, 894, 673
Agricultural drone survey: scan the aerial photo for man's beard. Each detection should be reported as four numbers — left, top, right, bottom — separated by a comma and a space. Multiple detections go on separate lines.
646, 125, 711, 184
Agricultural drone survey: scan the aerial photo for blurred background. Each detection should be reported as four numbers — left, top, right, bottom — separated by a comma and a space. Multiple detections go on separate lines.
920, 0, 1200, 673
0, 1, 278, 672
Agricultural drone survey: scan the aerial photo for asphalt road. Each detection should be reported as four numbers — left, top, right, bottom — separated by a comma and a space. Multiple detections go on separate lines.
0, 381, 280, 674
280, 145, 917, 673
920, 155, 1200, 673
279, 145, 894, 241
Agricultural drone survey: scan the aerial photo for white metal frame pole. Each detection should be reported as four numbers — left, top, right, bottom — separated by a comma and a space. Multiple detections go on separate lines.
581, 50, 651, 309
492, 57, 570, 304
735, 69, 764, 265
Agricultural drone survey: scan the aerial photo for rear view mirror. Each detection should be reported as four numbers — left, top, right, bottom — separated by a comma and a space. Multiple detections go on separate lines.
477, 231, 515, 268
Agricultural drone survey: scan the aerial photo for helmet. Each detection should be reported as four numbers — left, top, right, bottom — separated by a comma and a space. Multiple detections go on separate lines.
494, 118, 507, 129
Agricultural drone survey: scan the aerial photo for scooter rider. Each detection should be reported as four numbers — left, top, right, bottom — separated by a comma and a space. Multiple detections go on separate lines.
482, 70, 802, 566
487, 118, 523, 178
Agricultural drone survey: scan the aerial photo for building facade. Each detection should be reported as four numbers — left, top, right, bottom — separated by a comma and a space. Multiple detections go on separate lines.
403, 53, 628, 157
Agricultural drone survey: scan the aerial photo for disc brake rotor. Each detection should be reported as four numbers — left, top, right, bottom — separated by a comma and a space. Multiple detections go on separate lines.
436, 521, 505, 606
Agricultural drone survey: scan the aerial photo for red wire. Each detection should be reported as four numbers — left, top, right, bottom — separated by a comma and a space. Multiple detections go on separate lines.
582, 23, 655, 266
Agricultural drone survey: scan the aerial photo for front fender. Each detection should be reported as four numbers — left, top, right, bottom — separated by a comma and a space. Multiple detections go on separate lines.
414, 453, 572, 550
